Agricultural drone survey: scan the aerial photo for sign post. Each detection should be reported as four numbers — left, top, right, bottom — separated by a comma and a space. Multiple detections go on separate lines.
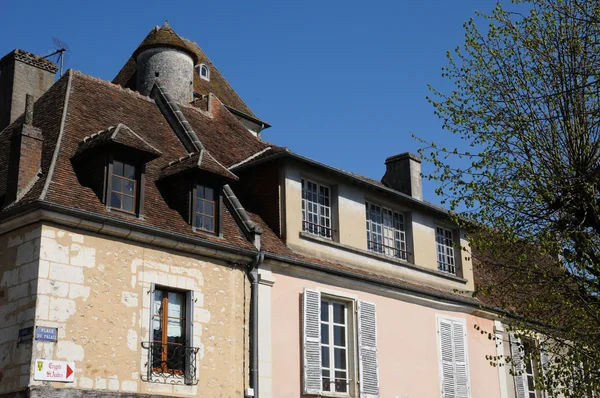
33, 360, 75, 382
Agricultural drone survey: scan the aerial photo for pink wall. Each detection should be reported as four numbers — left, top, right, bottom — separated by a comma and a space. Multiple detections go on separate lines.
271, 271, 501, 398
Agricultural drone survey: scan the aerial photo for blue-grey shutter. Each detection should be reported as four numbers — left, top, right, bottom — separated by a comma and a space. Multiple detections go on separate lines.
148, 283, 156, 382
358, 300, 379, 398
510, 334, 527, 398
303, 289, 322, 395
452, 321, 470, 398
185, 290, 195, 385
439, 318, 456, 398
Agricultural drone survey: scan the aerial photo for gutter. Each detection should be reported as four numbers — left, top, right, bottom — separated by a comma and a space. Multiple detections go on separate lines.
247, 251, 264, 398
224, 105, 271, 130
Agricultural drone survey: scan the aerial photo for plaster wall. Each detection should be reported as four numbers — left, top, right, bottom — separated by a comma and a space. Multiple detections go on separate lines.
283, 163, 474, 291
270, 267, 501, 398
19, 224, 248, 397
0, 224, 41, 394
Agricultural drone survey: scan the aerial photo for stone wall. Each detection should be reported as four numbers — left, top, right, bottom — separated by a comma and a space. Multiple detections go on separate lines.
0, 224, 41, 394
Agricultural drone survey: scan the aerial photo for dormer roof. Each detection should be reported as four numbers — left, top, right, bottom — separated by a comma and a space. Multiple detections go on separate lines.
75, 123, 162, 160
160, 150, 238, 181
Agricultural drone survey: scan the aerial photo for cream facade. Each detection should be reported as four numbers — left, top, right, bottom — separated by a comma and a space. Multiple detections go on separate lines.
0, 222, 250, 397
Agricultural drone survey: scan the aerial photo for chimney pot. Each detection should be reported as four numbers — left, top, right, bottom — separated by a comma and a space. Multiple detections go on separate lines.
381, 152, 423, 200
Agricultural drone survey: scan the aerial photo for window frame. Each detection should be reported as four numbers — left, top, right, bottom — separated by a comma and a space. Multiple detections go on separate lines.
105, 153, 145, 216
365, 201, 408, 261
436, 226, 457, 275
190, 182, 221, 235
151, 287, 187, 375
196, 64, 210, 81
320, 298, 351, 395
302, 178, 334, 240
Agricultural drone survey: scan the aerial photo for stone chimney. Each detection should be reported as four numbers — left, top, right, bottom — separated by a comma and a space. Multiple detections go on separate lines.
0, 49, 58, 131
381, 152, 423, 200
5, 94, 44, 205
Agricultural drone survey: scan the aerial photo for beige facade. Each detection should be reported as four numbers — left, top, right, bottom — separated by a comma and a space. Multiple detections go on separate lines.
0, 222, 249, 397
264, 263, 501, 398
282, 162, 475, 292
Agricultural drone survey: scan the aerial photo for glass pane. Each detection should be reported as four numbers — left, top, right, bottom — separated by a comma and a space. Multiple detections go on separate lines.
335, 371, 348, 393
195, 214, 202, 228
527, 376, 535, 391
525, 358, 533, 374
152, 317, 162, 341
204, 202, 214, 216
167, 319, 184, 344
322, 377, 331, 392
167, 292, 184, 317
321, 324, 329, 344
322, 369, 330, 377
203, 217, 213, 231
113, 160, 123, 176
334, 348, 346, 370
123, 196, 134, 212
205, 187, 214, 200
153, 290, 163, 315
333, 303, 344, 324
195, 199, 204, 214
124, 180, 135, 194
196, 185, 205, 199
124, 163, 135, 179
111, 176, 122, 193
334, 325, 345, 346
110, 192, 121, 208
321, 301, 328, 321
321, 346, 330, 368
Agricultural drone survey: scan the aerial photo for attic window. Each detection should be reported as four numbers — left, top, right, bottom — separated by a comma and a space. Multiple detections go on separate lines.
196, 64, 210, 81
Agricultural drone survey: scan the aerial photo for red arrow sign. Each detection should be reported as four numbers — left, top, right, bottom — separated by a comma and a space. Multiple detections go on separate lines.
65, 365, 73, 379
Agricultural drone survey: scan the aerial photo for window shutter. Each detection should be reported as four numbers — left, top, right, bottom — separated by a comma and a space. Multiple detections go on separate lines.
452, 321, 469, 398
510, 334, 527, 398
185, 290, 195, 385
539, 342, 552, 398
358, 300, 380, 398
302, 289, 322, 395
439, 318, 456, 398
148, 283, 156, 382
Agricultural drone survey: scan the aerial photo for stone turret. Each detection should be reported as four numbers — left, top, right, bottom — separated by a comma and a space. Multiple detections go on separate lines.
134, 21, 198, 104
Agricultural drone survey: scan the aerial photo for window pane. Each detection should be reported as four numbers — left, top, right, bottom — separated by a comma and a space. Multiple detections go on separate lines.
167, 319, 184, 344
195, 199, 204, 214
195, 214, 202, 228
321, 301, 328, 321
333, 303, 344, 324
321, 324, 329, 344
124, 163, 135, 179
196, 185, 205, 199
204, 202, 214, 216
123, 196, 134, 212
153, 290, 163, 315
168, 292, 184, 318
205, 187, 214, 200
110, 192, 121, 208
335, 371, 348, 393
152, 317, 162, 341
334, 325, 345, 346
113, 160, 123, 176
124, 180, 135, 194
321, 346, 330, 368
322, 377, 331, 392
203, 217, 213, 231
111, 176, 122, 193
334, 348, 346, 369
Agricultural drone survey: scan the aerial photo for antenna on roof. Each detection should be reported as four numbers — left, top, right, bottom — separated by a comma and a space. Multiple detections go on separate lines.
42, 37, 69, 77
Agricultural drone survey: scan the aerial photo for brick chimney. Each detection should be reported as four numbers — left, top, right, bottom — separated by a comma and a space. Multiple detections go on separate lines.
5, 94, 44, 205
381, 152, 423, 200
0, 49, 58, 131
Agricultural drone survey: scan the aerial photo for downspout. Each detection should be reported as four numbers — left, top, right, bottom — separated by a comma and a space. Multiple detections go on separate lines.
247, 251, 264, 397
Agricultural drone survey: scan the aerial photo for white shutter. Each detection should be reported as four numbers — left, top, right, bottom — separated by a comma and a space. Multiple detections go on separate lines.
303, 289, 322, 395
148, 283, 156, 382
510, 334, 527, 398
358, 300, 380, 398
452, 321, 470, 398
439, 318, 456, 398
540, 342, 552, 398
185, 290, 195, 385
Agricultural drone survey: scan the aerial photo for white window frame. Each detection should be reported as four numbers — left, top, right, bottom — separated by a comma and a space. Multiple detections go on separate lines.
436, 226, 456, 274
365, 201, 408, 261
302, 178, 333, 239
320, 298, 351, 395
436, 314, 471, 398
196, 64, 210, 81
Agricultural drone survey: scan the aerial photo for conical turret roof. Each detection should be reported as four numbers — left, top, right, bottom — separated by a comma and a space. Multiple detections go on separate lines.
133, 21, 199, 64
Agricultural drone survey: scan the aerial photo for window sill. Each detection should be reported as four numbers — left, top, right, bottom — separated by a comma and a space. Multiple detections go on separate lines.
107, 207, 144, 220
317, 392, 353, 398
299, 232, 468, 285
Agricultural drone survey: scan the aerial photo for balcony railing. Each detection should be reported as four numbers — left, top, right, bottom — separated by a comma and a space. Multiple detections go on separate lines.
141, 341, 199, 385
303, 220, 335, 239
367, 240, 411, 262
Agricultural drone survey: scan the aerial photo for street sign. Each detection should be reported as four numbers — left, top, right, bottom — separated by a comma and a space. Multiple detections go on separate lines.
33, 360, 74, 382
17, 327, 33, 345
35, 327, 58, 342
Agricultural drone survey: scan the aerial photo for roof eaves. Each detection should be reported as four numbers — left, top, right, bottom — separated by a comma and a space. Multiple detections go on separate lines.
223, 105, 271, 129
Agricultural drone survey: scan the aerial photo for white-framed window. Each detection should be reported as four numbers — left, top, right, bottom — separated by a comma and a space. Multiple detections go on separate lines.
195, 64, 210, 81
510, 335, 549, 398
302, 289, 379, 397
437, 316, 470, 398
436, 226, 456, 274
302, 179, 333, 239
365, 202, 408, 261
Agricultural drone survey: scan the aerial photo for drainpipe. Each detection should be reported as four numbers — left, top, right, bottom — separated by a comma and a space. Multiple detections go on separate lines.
247, 251, 264, 397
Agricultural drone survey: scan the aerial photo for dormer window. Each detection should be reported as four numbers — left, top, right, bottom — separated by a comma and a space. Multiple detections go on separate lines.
109, 159, 138, 214
196, 64, 210, 81
302, 179, 333, 239
193, 184, 216, 233
436, 226, 456, 274
365, 202, 408, 261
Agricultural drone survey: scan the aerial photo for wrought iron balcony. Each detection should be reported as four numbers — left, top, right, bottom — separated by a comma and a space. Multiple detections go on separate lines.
367, 240, 412, 262
141, 341, 199, 385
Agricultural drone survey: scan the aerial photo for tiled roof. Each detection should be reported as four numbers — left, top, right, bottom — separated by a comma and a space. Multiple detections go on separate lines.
113, 26, 256, 118
133, 21, 198, 64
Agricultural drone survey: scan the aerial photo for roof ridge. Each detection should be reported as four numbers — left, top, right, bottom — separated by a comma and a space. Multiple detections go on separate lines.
72, 70, 155, 103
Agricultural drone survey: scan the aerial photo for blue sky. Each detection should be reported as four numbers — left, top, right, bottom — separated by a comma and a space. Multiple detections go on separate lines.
1, 0, 500, 206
